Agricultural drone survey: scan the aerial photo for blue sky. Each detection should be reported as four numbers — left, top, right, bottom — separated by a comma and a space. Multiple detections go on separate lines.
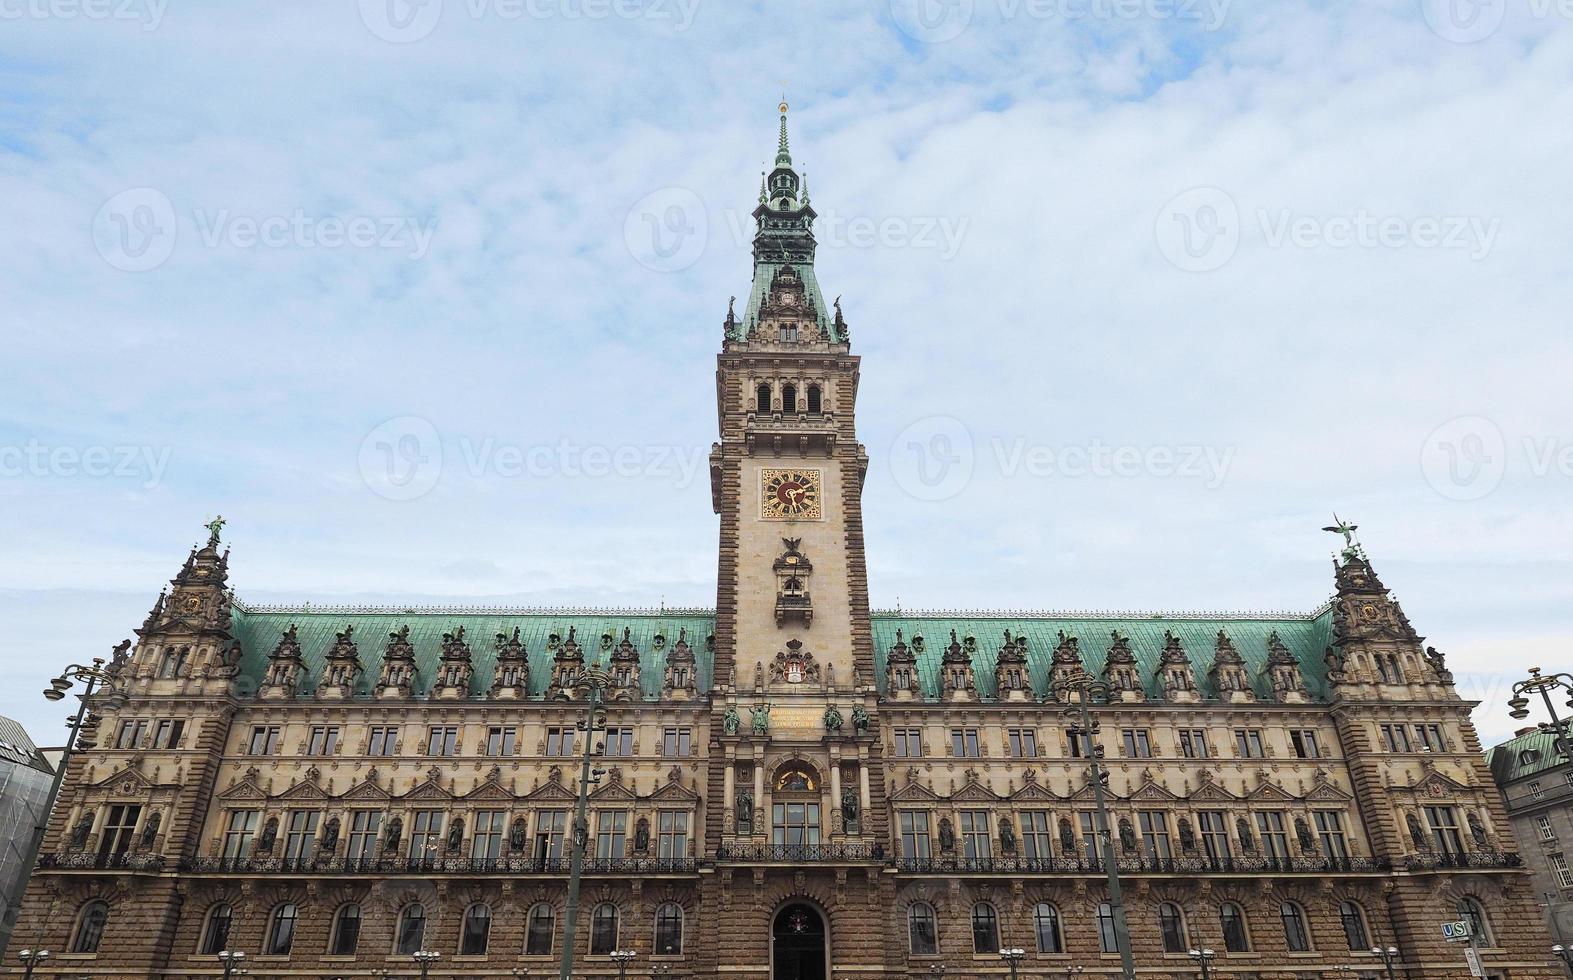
2, 0, 1571, 749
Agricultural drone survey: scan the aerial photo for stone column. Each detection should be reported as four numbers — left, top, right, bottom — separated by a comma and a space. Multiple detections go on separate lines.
723, 757, 735, 834
754, 763, 765, 840
829, 764, 843, 837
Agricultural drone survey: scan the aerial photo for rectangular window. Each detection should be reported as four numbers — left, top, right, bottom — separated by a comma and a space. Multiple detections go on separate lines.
471, 810, 506, 862
658, 811, 688, 860
347, 811, 381, 862
426, 726, 458, 756
367, 726, 397, 756
1315, 810, 1349, 860
283, 810, 319, 863
771, 803, 820, 848
951, 728, 981, 758
1530, 781, 1544, 800
602, 726, 634, 757
899, 811, 932, 861
1425, 805, 1464, 858
1256, 810, 1289, 862
595, 810, 628, 862
1021, 810, 1053, 864
247, 725, 281, 755
222, 810, 258, 859
892, 728, 923, 758
1122, 729, 1153, 758
1233, 728, 1265, 758
1139, 811, 1173, 862
1078, 812, 1099, 864
1537, 815, 1556, 841
1198, 810, 1231, 862
1552, 853, 1573, 889
1067, 730, 1086, 758
1290, 729, 1321, 759
662, 728, 692, 757
152, 719, 183, 750
959, 809, 991, 863
409, 809, 445, 861
1415, 724, 1445, 752
534, 810, 568, 864
307, 726, 339, 756
545, 727, 575, 757
97, 803, 141, 861
116, 719, 146, 749
485, 726, 517, 757
1381, 724, 1412, 752
1178, 729, 1209, 759
1008, 728, 1038, 758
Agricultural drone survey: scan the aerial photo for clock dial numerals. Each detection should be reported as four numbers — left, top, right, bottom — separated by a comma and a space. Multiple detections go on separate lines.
761, 469, 823, 520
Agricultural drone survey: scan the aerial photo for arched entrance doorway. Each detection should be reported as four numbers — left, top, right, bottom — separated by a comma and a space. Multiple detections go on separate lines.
771, 901, 828, 980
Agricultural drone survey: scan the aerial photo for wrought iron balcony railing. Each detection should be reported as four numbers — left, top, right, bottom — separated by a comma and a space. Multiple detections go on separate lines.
180, 854, 698, 874
40, 852, 165, 871
891, 853, 1390, 875
715, 841, 886, 863
1403, 850, 1521, 871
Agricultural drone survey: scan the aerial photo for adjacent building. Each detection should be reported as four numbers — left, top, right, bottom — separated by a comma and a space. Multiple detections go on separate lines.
10, 105, 1563, 980
0, 716, 57, 950
1489, 727, 1573, 944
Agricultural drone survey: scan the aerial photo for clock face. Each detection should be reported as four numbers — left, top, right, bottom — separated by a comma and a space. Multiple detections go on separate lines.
761, 468, 823, 520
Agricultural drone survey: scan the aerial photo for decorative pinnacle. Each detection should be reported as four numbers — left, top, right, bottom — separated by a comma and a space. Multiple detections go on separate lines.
776, 97, 792, 167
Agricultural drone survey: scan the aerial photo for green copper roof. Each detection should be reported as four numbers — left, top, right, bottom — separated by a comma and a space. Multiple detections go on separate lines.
230, 604, 716, 700
1487, 728, 1571, 785
872, 609, 1336, 701
740, 260, 834, 340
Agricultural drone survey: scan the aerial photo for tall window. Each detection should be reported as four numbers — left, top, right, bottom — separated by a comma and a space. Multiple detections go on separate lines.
771, 802, 820, 849
1234, 728, 1265, 758
70, 900, 109, 953
526, 903, 555, 955
1459, 897, 1492, 946
1034, 902, 1063, 953
485, 726, 517, 756
959, 810, 991, 864
1178, 729, 1209, 758
1158, 902, 1187, 953
971, 903, 1000, 954
1096, 902, 1119, 953
153, 719, 184, 749
1551, 853, 1573, 888
1315, 810, 1349, 860
892, 728, 923, 757
603, 726, 634, 756
1122, 729, 1153, 757
899, 811, 932, 862
654, 902, 684, 955
1256, 810, 1289, 862
1198, 810, 1231, 862
1530, 781, 1545, 799
265, 903, 298, 955
1021, 810, 1053, 863
368, 726, 397, 756
307, 726, 339, 755
471, 810, 506, 862
950, 728, 982, 758
806, 385, 822, 414
283, 810, 319, 863
662, 728, 692, 757
1339, 901, 1369, 951
248, 725, 281, 755
330, 904, 361, 955
908, 903, 938, 954
590, 903, 619, 955
1381, 724, 1412, 752
409, 809, 445, 862
460, 903, 492, 955
1426, 805, 1465, 858
1221, 902, 1250, 952
781, 384, 798, 413
222, 810, 259, 860
396, 904, 426, 955
756, 384, 771, 413
1079, 812, 1099, 864
1280, 902, 1311, 952
1538, 815, 1557, 841
97, 804, 141, 862
427, 726, 459, 756
199, 903, 232, 955
535, 809, 568, 863
545, 727, 575, 757
117, 719, 148, 749
1139, 811, 1172, 861
347, 811, 381, 863
1008, 728, 1038, 758
658, 811, 688, 860
596, 810, 628, 862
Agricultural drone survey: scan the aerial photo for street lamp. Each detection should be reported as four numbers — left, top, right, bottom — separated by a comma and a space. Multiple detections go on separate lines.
1552, 944, 1573, 980
649, 966, 672, 979
17, 949, 49, 980
1187, 947, 1216, 980
217, 950, 246, 980
1066, 966, 1086, 980
1508, 667, 1573, 758
928, 965, 946, 978
412, 949, 440, 980
1, 656, 128, 955
1057, 670, 1137, 980
558, 666, 610, 980
512, 969, 533, 979
1369, 945, 1400, 980
609, 949, 638, 980
1000, 947, 1026, 979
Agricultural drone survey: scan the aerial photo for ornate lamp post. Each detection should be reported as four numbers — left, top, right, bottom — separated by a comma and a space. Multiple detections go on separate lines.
1056, 671, 1137, 980
217, 949, 247, 980
1552, 944, 1573, 980
558, 666, 609, 980
1, 658, 127, 955
16, 949, 48, 980
1509, 667, 1573, 757
412, 949, 440, 980
1000, 947, 1026, 979
1187, 947, 1216, 980
609, 949, 638, 980
1369, 944, 1401, 980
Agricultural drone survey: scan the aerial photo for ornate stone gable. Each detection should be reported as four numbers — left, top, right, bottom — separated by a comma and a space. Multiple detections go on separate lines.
939, 630, 976, 702
1101, 630, 1145, 702
1209, 629, 1255, 702
318, 624, 361, 699
605, 627, 643, 702
993, 630, 1033, 701
1155, 630, 1198, 702
258, 623, 304, 700
377, 624, 417, 698
489, 626, 530, 699
884, 629, 920, 700
431, 625, 474, 700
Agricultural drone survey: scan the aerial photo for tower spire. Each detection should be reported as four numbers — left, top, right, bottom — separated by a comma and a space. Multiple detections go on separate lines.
776, 97, 792, 167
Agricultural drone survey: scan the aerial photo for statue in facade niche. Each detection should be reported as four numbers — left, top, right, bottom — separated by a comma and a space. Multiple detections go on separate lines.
321, 817, 340, 851
140, 811, 161, 848
385, 817, 403, 851
71, 817, 92, 848
257, 818, 278, 853
736, 790, 754, 832
823, 705, 843, 732
750, 703, 771, 735
635, 818, 651, 852
999, 817, 1017, 853
938, 818, 955, 852
841, 787, 859, 829
510, 818, 527, 851
1295, 817, 1315, 852
850, 705, 870, 733
1468, 811, 1488, 847
447, 819, 464, 851
1119, 819, 1137, 853
722, 704, 740, 735
1406, 812, 1428, 851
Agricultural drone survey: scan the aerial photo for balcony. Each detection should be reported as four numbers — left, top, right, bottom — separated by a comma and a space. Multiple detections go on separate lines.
892, 854, 1390, 875
716, 841, 885, 863
179, 854, 698, 875
1403, 850, 1521, 871
40, 852, 165, 871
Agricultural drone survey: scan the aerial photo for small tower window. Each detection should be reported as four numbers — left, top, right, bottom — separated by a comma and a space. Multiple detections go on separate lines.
756, 384, 771, 414
806, 385, 821, 414
782, 385, 798, 413
780, 322, 797, 342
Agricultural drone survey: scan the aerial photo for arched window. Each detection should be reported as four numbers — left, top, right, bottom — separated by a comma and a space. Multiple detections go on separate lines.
1159, 902, 1188, 953
460, 903, 491, 955
1460, 896, 1492, 946
782, 384, 798, 413
525, 902, 555, 955
70, 900, 109, 954
971, 902, 1000, 954
396, 903, 426, 955
1280, 901, 1311, 952
1033, 902, 1063, 953
330, 903, 361, 955
654, 902, 683, 955
590, 902, 619, 955
1220, 902, 1250, 952
908, 903, 938, 955
756, 384, 772, 414
265, 903, 297, 955
199, 903, 233, 955
1339, 900, 1369, 951
806, 384, 822, 414
1096, 902, 1119, 953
